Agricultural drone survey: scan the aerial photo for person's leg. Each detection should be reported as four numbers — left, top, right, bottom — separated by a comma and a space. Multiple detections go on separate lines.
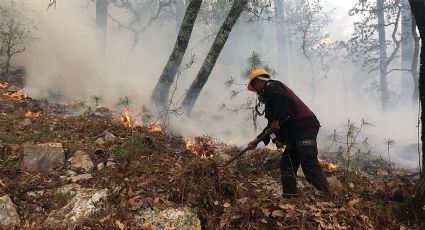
280, 143, 301, 197
297, 126, 330, 192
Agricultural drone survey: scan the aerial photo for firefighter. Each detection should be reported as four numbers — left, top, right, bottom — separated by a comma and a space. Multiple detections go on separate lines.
246, 69, 330, 198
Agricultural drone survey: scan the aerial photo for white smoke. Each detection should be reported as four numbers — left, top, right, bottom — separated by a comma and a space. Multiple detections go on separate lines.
6, 0, 421, 170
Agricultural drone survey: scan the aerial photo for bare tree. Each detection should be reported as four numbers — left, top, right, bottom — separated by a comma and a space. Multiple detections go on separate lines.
108, 0, 174, 50
0, 1, 30, 81
181, 0, 248, 115
377, 0, 390, 108
408, 0, 425, 221
401, 0, 415, 103
96, 0, 109, 42
347, 0, 402, 109
150, 0, 202, 108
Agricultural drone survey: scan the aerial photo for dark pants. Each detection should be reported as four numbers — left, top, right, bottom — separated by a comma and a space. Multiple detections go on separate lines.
279, 125, 329, 196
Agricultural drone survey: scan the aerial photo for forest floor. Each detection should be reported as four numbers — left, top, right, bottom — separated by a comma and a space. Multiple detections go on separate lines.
0, 83, 423, 229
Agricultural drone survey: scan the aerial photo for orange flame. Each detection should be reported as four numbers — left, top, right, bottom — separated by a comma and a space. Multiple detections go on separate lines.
184, 138, 194, 151
148, 123, 162, 132
0, 82, 8, 89
184, 136, 214, 158
120, 108, 141, 128
25, 111, 44, 119
3, 89, 27, 102
319, 159, 337, 172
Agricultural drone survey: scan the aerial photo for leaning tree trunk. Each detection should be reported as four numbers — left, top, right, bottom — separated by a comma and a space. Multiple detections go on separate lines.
377, 0, 390, 109
151, 0, 202, 108
3, 49, 11, 81
181, 0, 248, 115
96, 0, 108, 42
408, 0, 425, 219
401, 0, 415, 104
412, 16, 420, 106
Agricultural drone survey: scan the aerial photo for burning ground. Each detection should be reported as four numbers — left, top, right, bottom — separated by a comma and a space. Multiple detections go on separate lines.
0, 84, 421, 229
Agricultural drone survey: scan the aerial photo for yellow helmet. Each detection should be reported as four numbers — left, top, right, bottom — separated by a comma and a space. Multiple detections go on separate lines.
247, 69, 271, 91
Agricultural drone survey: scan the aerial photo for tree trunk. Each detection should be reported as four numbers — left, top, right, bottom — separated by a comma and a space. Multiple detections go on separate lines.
2, 43, 11, 81
181, 0, 248, 115
377, 0, 390, 109
96, 0, 108, 41
401, 0, 414, 104
4, 55, 11, 81
274, 0, 289, 80
412, 16, 420, 106
408, 0, 425, 219
151, 0, 202, 108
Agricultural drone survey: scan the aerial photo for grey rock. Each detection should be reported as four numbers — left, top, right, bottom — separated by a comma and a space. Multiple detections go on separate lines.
18, 118, 32, 126
95, 138, 106, 146
94, 106, 112, 117
65, 170, 77, 176
20, 143, 65, 172
44, 189, 108, 228
69, 173, 92, 183
0, 195, 20, 228
68, 151, 94, 172
212, 152, 231, 165
106, 161, 116, 168
104, 132, 116, 142
97, 162, 105, 171
136, 207, 201, 230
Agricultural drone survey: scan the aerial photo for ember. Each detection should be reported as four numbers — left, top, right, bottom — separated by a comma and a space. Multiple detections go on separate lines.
184, 136, 214, 158
120, 108, 140, 128
0, 82, 8, 89
3, 89, 27, 102
148, 123, 162, 132
25, 111, 44, 118
319, 159, 337, 172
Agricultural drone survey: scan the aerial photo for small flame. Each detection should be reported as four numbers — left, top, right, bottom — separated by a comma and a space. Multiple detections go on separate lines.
25, 111, 43, 118
184, 138, 194, 150
3, 89, 27, 102
148, 123, 162, 132
319, 159, 337, 172
184, 136, 214, 158
120, 108, 140, 128
0, 82, 8, 89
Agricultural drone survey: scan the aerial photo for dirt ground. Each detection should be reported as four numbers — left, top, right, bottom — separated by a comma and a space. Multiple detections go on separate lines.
0, 87, 422, 229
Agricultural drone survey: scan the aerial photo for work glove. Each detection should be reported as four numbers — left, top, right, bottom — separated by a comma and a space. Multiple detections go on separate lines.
247, 140, 258, 150
256, 130, 271, 146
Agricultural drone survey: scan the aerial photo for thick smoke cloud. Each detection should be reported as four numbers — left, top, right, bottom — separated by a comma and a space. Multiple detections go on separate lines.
9, 0, 421, 170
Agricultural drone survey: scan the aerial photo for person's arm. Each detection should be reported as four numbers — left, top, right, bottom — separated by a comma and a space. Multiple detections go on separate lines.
264, 83, 289, 129
256, 125, 271, 145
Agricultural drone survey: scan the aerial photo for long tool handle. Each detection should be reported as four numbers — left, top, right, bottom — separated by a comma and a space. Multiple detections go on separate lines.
222, 128, 276, 167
